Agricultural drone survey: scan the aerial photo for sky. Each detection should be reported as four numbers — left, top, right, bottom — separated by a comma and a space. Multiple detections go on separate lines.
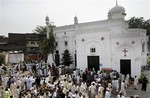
0, 0, 150, 36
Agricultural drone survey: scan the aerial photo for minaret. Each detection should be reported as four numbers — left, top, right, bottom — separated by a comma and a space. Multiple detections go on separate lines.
74, 16, 78, 25
116, 0, 118, 6
45, 16, 49, 39
74, 16, 79, 33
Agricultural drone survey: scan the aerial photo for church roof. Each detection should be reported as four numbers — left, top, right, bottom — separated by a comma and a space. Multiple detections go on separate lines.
108, 5, 125, 15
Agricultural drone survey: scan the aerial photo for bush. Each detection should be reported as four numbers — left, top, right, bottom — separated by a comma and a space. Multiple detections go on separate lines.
138, 72, 146, 83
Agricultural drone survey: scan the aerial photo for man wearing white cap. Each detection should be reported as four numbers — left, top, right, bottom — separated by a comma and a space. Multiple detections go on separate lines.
98, 83, 104, 98
105, 87, 110, 98
120, 81, 126, 96
117, 92, 125, 98
89, 81, 96, 98
134, 76, 138, 90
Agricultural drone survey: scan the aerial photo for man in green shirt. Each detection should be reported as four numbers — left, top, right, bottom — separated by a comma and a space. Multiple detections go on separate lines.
3, 88, 10, 98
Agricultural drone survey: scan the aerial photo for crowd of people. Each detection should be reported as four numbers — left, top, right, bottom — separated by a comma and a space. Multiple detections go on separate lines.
0, 61, 149, 98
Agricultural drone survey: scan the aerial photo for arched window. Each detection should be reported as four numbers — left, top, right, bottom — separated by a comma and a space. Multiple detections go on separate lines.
90, 48, 96, 53
64, 41, 68, 46
142, 42, 145, 52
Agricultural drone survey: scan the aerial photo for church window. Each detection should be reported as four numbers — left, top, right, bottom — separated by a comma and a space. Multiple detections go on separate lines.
36, 42, 39, 45
64, 41, 68, 46
90, 48, 96, 53
142, 42, 145, 52
31, 41, 35, 44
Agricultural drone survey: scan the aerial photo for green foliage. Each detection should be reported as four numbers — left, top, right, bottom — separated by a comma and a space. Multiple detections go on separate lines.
127, 17, 150, 35
61, 50, 73, 67
40, 37, 56, 55
0, 54, 4, 66
127, 17, 150, 49
140, 72, 146, 79
138, 72, 148, 83
33, 25, 55, 41
33, 24, 56, 62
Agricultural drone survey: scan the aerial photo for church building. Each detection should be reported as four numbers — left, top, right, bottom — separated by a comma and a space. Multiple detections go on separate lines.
48, 4, 148, 77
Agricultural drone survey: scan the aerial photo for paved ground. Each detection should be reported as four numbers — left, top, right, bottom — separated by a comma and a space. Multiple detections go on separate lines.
125, 83, 150, 98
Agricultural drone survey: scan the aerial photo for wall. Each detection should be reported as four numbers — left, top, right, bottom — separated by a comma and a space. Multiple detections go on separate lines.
6, 53, 24, 64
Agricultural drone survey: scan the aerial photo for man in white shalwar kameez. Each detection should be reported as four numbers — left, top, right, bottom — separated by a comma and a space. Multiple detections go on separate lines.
16, 78, 21, 90
68, 75, 72, 82
26, 77, 32, 90
105, 88, 110, 98
108, 82, 112, 96
76, 75, 80, 85
98, 84, 104, 98
121, 74, 125, 83
82, 82, 87, 91
10, 81, 17, 98
79, 84, 85, 94
39, 68, 43, 76
120, 81, 126, 96
14, 86, 20, 98
134, 76, 138, 90
3, 76, 8, 88
89, 82, 96, 98
126, 74, 130, 86
62, 79, 66, 89
71, 85, 76, 94
59, 65, 62, 75
67, 81, 72, 90
114, 78, 119, 94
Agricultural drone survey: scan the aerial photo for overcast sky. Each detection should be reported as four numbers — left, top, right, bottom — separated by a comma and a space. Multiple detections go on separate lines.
0, 0, 150, 36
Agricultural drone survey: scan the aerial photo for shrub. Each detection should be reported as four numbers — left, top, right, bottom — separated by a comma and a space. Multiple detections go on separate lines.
138, 72, 146, 83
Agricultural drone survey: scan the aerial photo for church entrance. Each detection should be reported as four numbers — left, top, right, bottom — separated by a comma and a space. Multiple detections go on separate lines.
120, 59, 131, 75
87, 56, 99, 71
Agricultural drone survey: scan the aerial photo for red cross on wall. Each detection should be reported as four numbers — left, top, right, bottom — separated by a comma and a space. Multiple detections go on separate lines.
123, 48, 128, 56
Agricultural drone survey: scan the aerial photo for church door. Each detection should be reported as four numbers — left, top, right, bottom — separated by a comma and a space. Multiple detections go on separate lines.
87, 56, 99, 71
120, 59, 131, 75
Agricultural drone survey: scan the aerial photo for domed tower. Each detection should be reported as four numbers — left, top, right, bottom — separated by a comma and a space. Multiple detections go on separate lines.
74, 15, 78, 25
108, 1, 126, 20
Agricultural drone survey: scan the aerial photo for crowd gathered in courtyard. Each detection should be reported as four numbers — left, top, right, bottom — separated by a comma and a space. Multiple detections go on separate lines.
0, 61, 149, 98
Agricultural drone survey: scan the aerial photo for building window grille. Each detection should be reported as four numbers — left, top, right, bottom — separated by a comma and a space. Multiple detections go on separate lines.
90, 48, 96, 53
64, 41, 68, 46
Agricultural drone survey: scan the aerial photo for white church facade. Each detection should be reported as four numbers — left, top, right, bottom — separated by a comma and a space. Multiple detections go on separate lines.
48, 4, 148, 77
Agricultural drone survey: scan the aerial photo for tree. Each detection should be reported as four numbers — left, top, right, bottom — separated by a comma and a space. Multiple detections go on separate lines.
61, 50, 73, 71
33, 24, 56, 62
127, 17, 150, 47
127, 17, 150, 35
